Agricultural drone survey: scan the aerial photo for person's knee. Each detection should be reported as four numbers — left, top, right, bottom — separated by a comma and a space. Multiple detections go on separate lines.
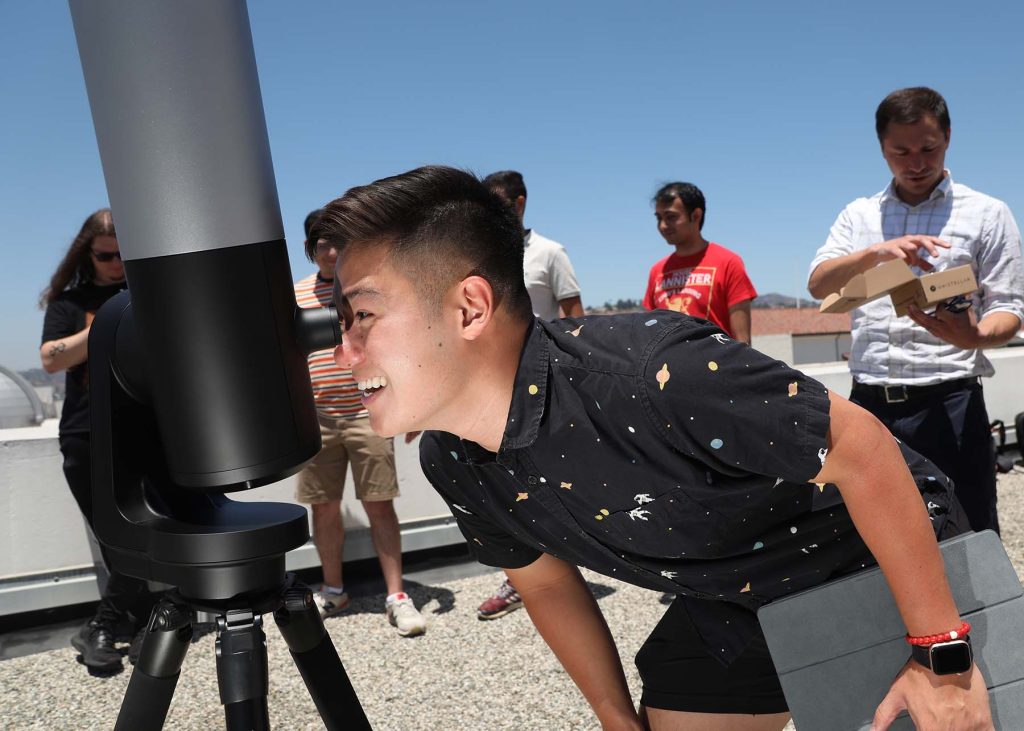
362, 498, 398, 523
310, 501, 342, 530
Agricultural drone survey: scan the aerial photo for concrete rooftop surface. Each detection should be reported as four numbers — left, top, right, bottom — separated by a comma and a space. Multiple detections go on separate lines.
2, 471, 1024, 730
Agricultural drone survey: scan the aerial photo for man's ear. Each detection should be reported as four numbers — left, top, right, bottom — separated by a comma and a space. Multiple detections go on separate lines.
691, 208, 703, 227
514, 195, 527, 220
454, 275, 496, 341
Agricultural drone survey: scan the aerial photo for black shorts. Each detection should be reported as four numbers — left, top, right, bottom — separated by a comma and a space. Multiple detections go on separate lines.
634, 598, 787, 715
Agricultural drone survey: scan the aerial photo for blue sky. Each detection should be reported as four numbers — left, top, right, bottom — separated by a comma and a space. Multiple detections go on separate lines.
2, 0, 1022, 370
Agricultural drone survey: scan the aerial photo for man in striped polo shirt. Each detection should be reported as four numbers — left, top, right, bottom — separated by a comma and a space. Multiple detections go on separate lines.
294, 209, 426, 636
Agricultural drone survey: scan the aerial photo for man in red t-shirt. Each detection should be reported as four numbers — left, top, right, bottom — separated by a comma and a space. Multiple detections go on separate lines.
643, 182, 757, 343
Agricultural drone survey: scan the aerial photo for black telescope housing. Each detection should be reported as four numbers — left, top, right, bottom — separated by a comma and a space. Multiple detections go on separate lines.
89, 250, 339, 598
71, 0, 338, 596
71, 1, 369, 727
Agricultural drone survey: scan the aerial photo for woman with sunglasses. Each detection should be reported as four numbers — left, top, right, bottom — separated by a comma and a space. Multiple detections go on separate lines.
39, 208, 150, 674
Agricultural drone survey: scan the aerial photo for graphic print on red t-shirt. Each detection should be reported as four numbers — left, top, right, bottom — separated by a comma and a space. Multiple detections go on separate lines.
643, 243, 758, 337
652, 265, 718, 318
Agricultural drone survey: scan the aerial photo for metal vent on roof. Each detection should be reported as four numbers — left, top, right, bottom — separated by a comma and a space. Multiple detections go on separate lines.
0, 365, 46, 429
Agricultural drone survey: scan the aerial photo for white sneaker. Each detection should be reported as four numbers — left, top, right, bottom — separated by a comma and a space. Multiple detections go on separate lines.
314, 589, 350, 619
385, 593, 426, 637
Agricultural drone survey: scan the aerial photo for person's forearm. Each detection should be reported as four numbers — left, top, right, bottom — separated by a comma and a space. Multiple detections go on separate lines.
975, 311, 1022, 349
808, 249, 881, 299
728, 301, 752, 345
513, 564, 639, 727
829, 407, 961, 636
40, 328, 90, 373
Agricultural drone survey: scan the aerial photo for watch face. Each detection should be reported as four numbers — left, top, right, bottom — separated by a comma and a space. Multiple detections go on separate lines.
930, 640, 973, 675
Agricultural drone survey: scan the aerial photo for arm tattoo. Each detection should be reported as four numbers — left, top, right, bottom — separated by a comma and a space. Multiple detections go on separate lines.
48, 342, 67, 357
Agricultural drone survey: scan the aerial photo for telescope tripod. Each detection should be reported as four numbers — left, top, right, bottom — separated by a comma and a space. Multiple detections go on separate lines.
116, 574, 370, 730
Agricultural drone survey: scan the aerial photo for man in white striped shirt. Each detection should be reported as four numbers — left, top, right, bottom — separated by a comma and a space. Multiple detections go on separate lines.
808, 87, 1024, 534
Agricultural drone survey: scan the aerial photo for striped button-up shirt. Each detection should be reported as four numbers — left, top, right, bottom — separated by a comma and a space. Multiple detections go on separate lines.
294, 272, 367, 419
809, 173, 1024, 385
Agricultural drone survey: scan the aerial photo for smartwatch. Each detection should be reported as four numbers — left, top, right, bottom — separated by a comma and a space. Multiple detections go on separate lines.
911, 635, 973, 675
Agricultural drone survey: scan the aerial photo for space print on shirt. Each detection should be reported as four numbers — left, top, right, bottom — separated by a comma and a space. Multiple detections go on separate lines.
508, 316, 830, 571
419, 311, 958, 662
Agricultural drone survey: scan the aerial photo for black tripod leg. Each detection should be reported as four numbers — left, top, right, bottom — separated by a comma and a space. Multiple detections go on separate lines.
115, 599, 193, 731
274, 582, 372, 730
216, 608, 271, 731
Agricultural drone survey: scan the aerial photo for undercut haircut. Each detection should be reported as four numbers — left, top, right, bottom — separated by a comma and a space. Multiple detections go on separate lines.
875, 87, 950, 141
303, 208, 324, 262
312, 165, 532, 321
482, 170, 527, 206
653, 182, 707, 231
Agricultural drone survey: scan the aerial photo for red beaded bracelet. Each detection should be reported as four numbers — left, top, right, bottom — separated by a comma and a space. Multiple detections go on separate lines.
905, 620, 971, 646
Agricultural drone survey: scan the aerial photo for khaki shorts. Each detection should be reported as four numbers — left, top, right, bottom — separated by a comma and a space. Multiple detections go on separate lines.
295, 414, 399, 504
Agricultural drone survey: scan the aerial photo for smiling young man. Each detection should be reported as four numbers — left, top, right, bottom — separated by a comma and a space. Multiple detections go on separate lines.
644, 182, 757, 344
293, 209, 426, 636
808, 87, 1024, 536
315, 165, 991, 730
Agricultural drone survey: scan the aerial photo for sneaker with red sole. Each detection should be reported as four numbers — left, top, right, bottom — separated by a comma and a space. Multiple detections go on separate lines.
477, 578, 523, 620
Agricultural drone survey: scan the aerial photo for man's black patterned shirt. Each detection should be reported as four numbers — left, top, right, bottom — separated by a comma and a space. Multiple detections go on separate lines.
419, 312, 955, 661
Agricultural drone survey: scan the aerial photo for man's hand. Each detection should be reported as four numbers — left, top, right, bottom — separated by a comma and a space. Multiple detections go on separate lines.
871, 660, 993, 731
809, 237, 950, 298
907, 303, 981, 349
871, 235, 951, 270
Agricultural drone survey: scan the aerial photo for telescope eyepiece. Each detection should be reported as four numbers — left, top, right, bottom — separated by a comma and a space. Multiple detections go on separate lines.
295, 304, 341, 356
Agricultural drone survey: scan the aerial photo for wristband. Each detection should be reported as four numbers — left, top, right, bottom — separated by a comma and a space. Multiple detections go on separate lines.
905, 620, 971, 646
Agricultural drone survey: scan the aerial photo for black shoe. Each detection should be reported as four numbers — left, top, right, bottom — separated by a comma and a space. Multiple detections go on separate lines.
71, 618, 123, 673
192, 620, 216, 644
128, 624, 147, 666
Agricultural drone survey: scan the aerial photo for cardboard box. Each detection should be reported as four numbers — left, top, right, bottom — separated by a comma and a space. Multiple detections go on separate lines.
819, 259, 977, 316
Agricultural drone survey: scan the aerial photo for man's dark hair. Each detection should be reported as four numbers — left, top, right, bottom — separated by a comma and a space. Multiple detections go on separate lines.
875, 87, 951, 141
653, 182, 706, 231
312, 165, 532, 320
304, 208, 324, 262
482, 170, 527, 205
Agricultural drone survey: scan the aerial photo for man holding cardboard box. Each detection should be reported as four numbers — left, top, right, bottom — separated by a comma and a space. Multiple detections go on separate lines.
808, 87, 1024, 534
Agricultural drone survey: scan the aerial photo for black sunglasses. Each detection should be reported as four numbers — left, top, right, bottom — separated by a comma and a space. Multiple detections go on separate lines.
91, 250, 122, 262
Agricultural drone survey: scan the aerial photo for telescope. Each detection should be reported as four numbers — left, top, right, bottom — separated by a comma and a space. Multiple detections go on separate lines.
70, 1, 369, 728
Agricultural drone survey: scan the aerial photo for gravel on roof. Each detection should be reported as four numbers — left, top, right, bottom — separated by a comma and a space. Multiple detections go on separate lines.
3, 471, 1024, 730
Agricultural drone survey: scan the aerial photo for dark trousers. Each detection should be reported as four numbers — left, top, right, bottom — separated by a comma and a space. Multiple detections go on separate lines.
60, 433, 152, 622
850, 379, 998, 534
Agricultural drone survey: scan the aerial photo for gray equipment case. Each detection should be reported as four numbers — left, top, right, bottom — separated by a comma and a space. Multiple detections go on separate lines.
758, 530, 1024, 730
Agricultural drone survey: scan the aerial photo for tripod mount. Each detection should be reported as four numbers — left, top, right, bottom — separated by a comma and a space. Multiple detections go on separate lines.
89, 286, 370, 731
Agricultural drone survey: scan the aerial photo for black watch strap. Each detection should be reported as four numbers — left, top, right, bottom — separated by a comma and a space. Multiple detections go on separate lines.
910, 635, 973, 675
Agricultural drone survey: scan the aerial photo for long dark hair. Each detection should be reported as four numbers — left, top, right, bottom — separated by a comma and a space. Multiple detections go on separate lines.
40, 208, 116, 307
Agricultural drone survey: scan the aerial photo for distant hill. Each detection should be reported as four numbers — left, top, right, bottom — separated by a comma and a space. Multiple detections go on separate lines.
751, 293, 819, 309
18, 368, 63, 391
586, 293, 817, 315
587, 298, 643, 314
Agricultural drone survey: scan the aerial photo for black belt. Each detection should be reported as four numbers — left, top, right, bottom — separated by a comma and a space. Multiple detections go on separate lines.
852, 377, 979, 405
